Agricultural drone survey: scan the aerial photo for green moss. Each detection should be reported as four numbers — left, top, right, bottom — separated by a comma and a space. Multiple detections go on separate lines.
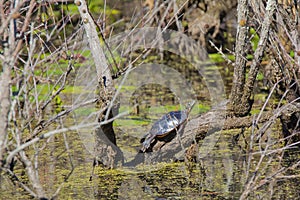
114, 118, 149, 127
209, 53, 225, 63
290, 50, 294, 58
209, 53, 235, 64
62, 1, 120, 20
115, 85, 137, 92
197, 103, 210, 112
250, 27, 259, 51
256, 72, 264, 81
246, 54, 253, 60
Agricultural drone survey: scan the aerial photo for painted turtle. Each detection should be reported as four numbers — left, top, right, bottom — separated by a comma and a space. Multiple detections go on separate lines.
141, 101, 195, 152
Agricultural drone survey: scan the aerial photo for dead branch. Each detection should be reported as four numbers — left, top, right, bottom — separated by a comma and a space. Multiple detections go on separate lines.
229, 0, 249, 116
132, 102, 300, 165
76, 0, 120, 168
240, 0, 277, 113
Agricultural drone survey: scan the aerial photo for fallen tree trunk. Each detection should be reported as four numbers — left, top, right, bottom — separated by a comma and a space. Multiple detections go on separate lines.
125, 102, 300, 166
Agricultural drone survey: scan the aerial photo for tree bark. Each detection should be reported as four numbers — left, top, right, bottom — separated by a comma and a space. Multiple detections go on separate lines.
230, 0, 276, 117
0, 1, 15, 165
0, 57, 11, 164
240, 0, 276, 113
76, 0, 120, 168
229, 0, 249, 116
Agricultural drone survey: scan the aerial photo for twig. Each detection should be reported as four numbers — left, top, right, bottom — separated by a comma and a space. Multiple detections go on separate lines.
209, 40, 233, 65
6, 110, 130, 164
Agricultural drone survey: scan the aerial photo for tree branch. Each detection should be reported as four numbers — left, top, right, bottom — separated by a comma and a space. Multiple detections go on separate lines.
229, 0, 249, 116
241, 0, 276, 109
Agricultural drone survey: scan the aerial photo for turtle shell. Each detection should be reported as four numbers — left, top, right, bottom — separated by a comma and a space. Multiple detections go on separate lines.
141, 101, 195, 152
150, 110, 188, 137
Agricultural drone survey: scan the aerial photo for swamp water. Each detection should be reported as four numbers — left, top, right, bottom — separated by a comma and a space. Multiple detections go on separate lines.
1, 55, 299, 199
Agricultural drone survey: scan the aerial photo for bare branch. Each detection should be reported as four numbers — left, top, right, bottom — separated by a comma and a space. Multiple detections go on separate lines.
241, 0, 277, 109
229, 0, 249, 116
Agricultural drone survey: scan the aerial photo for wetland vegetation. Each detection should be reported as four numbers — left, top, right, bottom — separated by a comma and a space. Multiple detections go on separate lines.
0, 0, 299, 199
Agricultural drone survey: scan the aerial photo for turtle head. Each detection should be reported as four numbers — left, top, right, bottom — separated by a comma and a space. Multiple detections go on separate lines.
141, 133, 156, 152
141, 141, 150, 152
141, 139, 153, 152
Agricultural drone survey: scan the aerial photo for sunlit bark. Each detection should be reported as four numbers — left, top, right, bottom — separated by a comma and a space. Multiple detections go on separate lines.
229, 0, 249, 116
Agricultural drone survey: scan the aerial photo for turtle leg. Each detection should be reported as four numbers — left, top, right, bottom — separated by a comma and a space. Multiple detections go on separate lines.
175, 125, 185, 151
170, 117, 185, 151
